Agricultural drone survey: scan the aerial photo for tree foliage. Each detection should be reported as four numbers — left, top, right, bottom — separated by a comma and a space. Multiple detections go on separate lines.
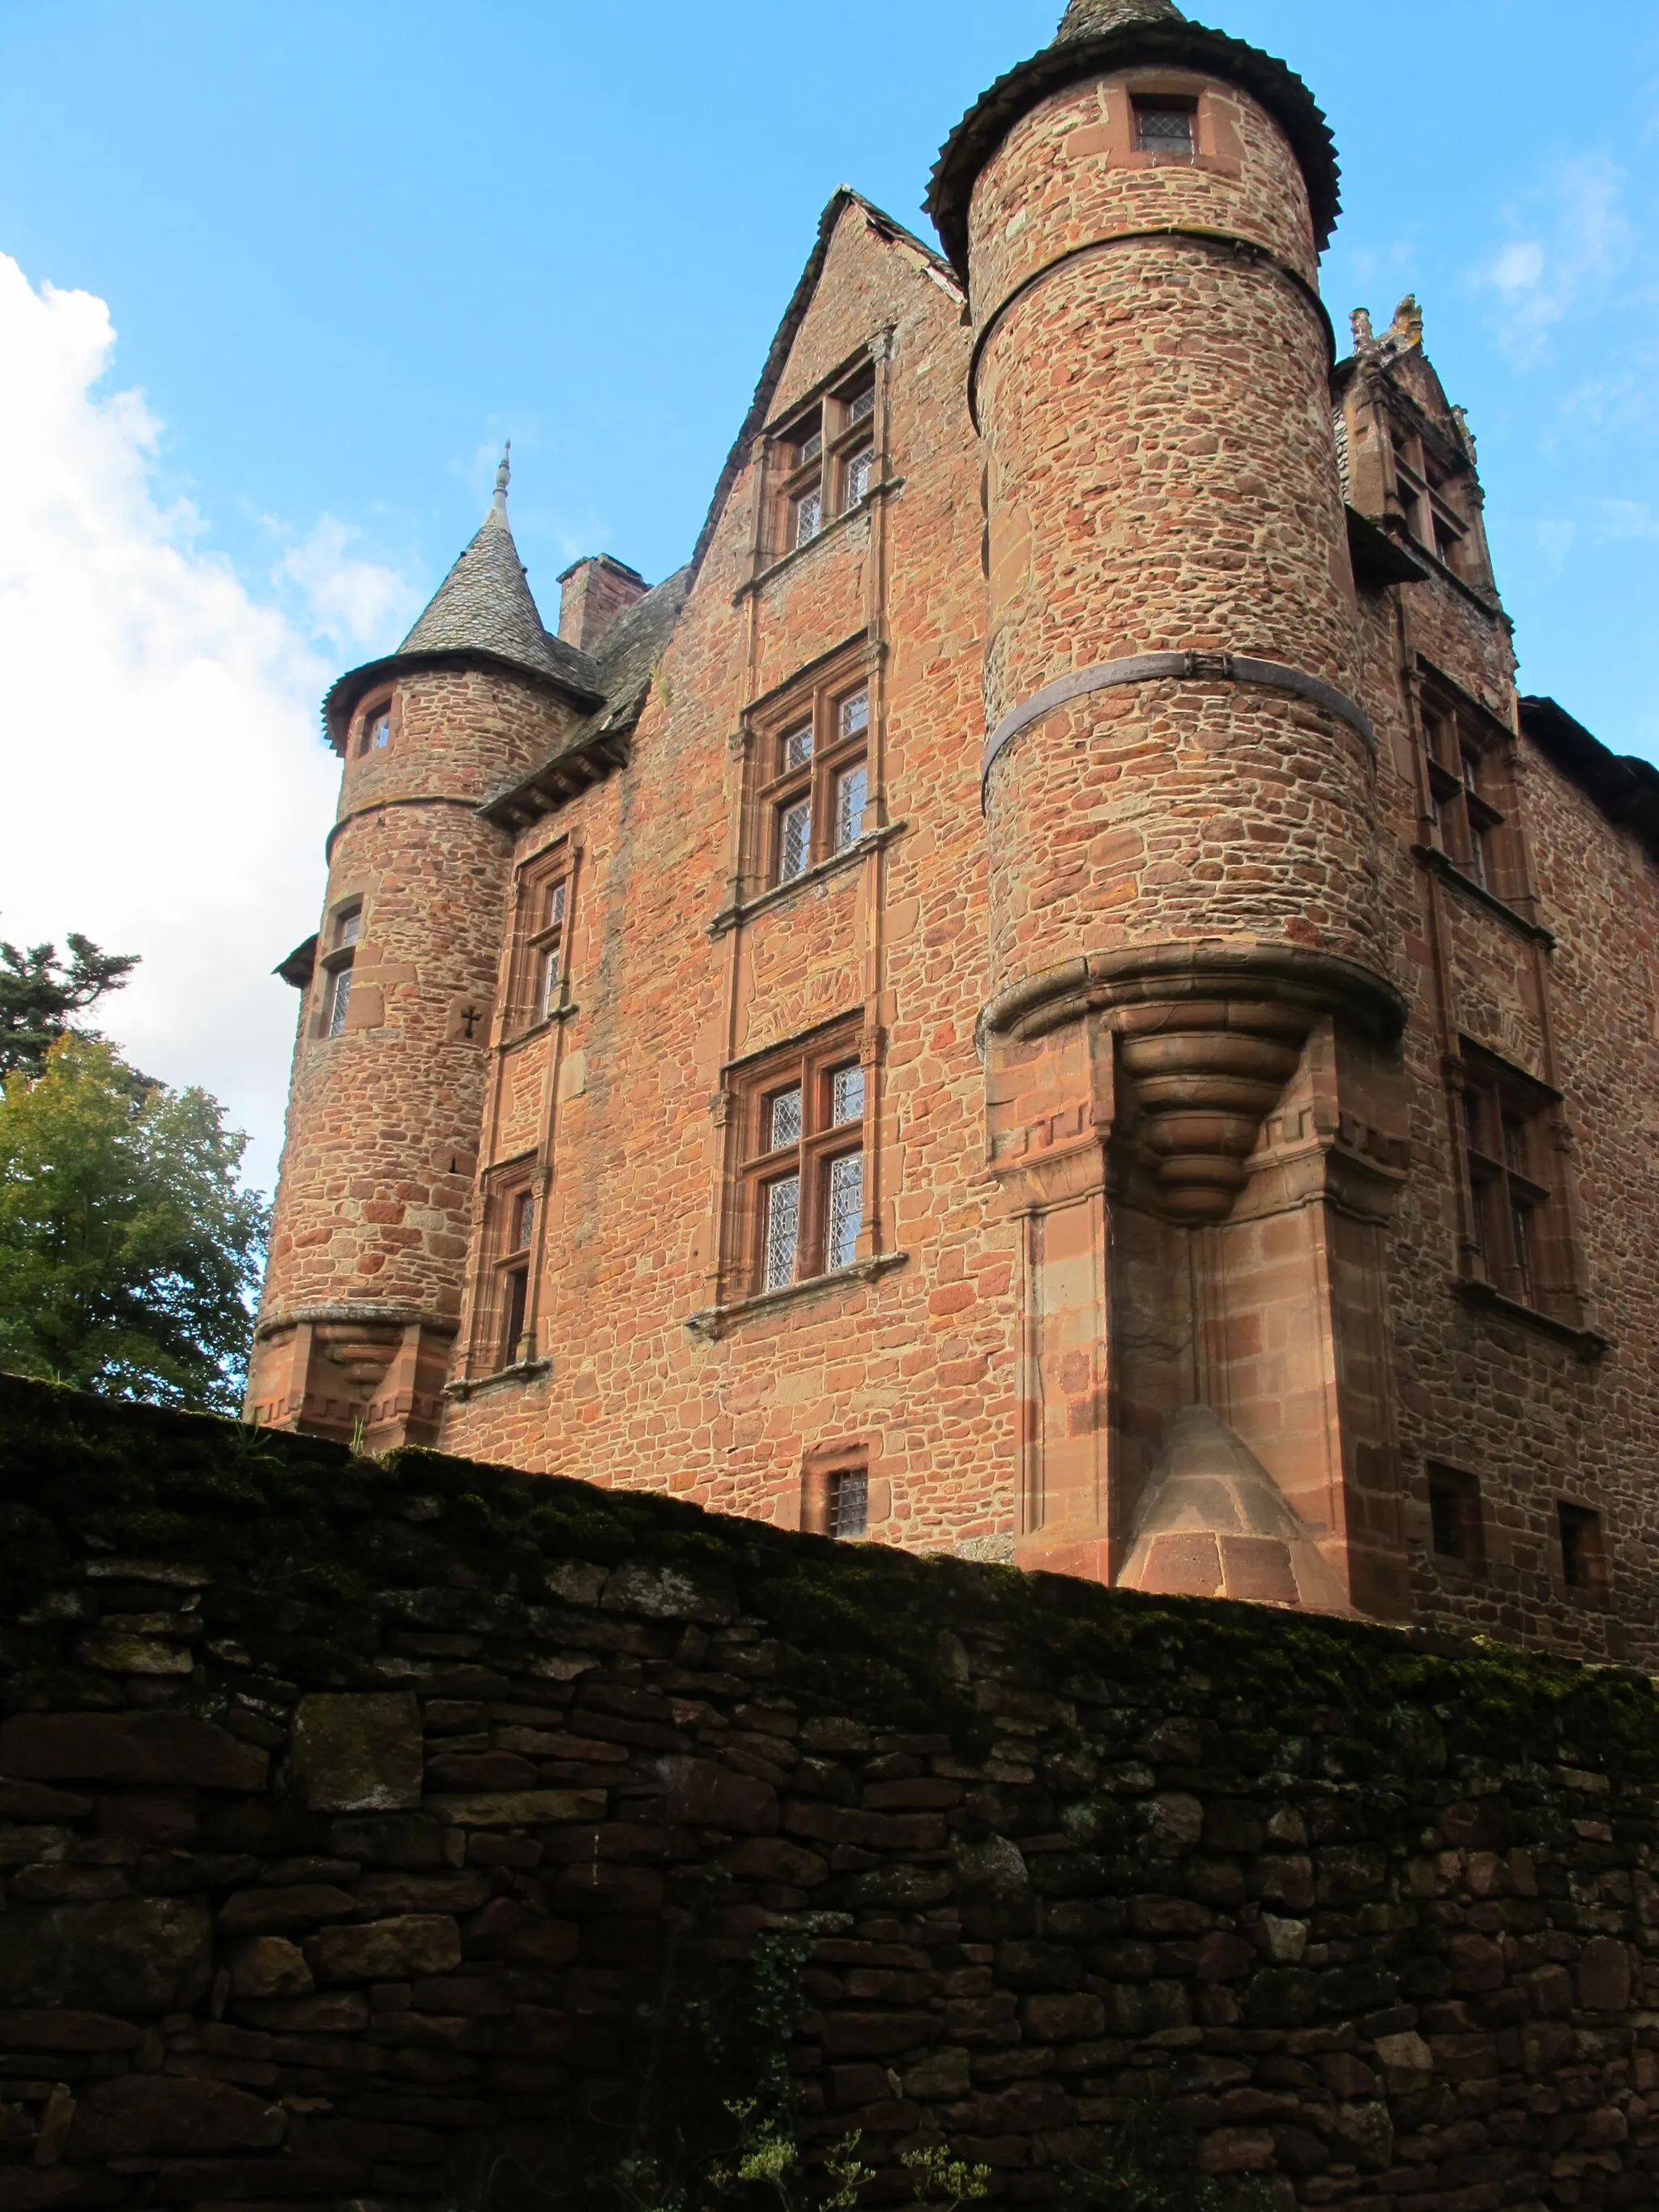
0, 1037, 268, 1412
0, 934, 140, 1080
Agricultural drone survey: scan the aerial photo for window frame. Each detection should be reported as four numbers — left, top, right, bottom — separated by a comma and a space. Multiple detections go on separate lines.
1418, 686, 1522, 903
1453, 1043, 1561, 1315
477, 1167, 539, 1375
1132, 94, 1196, 157
355, 692, 394, 757
504, 843, 574, 1035
1389, 420, 1477, 579
725, 1019, 872, 1302
317, 902, 362, 1039
1557, 1502, 1609, 1601
766, 363, 879, 565
802, 1447, 872, 1541
744, 648, 876, 898
1426, 1463, 1485, 1571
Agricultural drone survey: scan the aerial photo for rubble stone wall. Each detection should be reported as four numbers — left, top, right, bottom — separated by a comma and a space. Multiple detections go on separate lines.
4, 1375, 1659, 2211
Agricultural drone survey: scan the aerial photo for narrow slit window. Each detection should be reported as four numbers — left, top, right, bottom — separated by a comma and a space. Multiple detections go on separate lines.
326, 965, 352, 1038
322, 906, 360, 1038
515, 863, 571, 1031
501, 1265, 529, 1366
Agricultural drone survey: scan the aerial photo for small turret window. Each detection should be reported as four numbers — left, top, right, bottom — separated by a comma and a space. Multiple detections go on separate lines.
1134, 99, 1195, 156
356, 700, 392, 755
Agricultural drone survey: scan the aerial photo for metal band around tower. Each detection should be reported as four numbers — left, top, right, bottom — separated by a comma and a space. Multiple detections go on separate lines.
981, 651, 1377, 806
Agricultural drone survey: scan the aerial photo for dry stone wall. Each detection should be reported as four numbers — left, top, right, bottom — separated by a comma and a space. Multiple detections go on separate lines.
3, 1374, 1659, 2210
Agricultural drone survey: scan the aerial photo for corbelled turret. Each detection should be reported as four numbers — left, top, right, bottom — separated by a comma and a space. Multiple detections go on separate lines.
248, 458, 599, 1449
943, 3, 1409, 1618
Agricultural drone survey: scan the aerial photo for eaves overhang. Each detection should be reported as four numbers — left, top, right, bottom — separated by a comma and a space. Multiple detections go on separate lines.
478, 687, 649, 833
1519, 697, 1659, 864
321, 646, 604, 758
926, 18, 1341, 279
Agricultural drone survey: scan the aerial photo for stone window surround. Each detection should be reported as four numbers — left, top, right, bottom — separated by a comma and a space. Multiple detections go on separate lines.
1417, 676, 1525, 907
800, 1440, 885, 1541
1078, 70, 1244, 181
1449, 1039, 1572, 1326
1557, 1498, 1611, 1605
765, 357, 877, 565
501, 835, 575, 1040
747, 335, 896, 590
718, 1011, 877, 1308
468, 1154, 544, 1379
1425, 1460, 1486, 1573
313, 898, 364, 1040
352, 685, 396, 758
733, 635, 884, 908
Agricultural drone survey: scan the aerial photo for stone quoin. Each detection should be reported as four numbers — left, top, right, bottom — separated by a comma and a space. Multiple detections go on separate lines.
249, 0, 1659, 1667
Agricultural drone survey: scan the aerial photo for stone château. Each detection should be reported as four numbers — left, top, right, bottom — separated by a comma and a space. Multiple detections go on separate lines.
248, 0, 1659, 1665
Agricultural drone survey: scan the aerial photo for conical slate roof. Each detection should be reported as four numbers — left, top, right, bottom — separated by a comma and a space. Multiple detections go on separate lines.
1055, 0, 1181, 39
1116, 1405, 1353, 1613
398, 451, 595, 691
320, 451, 600, 752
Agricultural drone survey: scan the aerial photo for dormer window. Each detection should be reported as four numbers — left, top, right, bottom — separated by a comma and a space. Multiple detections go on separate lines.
768, 361, 880, 563
1134, 99, 1195, 156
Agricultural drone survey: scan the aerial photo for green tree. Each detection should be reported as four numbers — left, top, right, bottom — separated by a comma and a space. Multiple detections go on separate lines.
0, 934, 140, 1080
0, 1037, 268, 1412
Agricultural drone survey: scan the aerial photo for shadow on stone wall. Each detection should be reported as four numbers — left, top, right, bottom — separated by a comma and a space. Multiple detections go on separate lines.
0, 1372, 1656, 2207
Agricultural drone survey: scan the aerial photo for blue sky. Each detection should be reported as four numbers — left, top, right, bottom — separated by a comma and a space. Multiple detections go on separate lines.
0, 0, 1655, 1187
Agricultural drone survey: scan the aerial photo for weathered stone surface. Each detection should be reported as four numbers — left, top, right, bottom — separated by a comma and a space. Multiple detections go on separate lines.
664, 1758, 779, 1835
0, 1715, 265, 1792
292, 1693, 423, 1813
0, 2011, 140, 2052
0, 1899, 211, 2013
314, 1914, 463, 1981
428, 1789, 604, 1827
230, 1937, 313, 1999
65, 2078, 284, 2159
216, 1885, 356, 1937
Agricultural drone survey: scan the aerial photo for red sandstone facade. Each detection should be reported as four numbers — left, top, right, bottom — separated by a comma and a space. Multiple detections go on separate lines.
249, 0, 1659, 1665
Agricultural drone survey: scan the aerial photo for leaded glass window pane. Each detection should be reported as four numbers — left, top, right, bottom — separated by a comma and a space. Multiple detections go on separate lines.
768, 1087, 803, 1152
834, 763, 868, 851
1137, 104, 1193, 154
765, 1174, 800, 1291
540, 948, 560, 1018
839, 688, 868, 736
369, 711, 390, 750
337, 910, 361, 948
510, 1191, 534, 1250
845, 447, 872, 509
831, 1065, 864, 1127
847, 386, 874, 425
795, 490, 822, 547
827, 1150, 864, 1271
326, 965, 352, 1038
829, 1465, 868, 1539
779, 798, 812, 882
799, 424, 822, 464
783, 723, 813, 771
547, 880, 567, 927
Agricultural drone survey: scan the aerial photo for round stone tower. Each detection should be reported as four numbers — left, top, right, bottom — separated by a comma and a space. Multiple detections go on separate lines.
245, 459, 602, 1447
930, 1, 1410, 1611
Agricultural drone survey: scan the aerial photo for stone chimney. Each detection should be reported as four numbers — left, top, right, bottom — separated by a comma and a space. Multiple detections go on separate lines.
557, 554, 648, 654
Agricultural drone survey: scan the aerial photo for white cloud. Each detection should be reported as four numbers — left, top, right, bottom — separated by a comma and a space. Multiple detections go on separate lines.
0, 252, 398, 1196
1473, 156, 1633, 364
1593, 498, 1659, 542
274, 516, 418, 658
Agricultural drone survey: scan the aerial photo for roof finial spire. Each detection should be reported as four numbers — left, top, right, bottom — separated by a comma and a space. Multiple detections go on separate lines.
489, 441, 511, 518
